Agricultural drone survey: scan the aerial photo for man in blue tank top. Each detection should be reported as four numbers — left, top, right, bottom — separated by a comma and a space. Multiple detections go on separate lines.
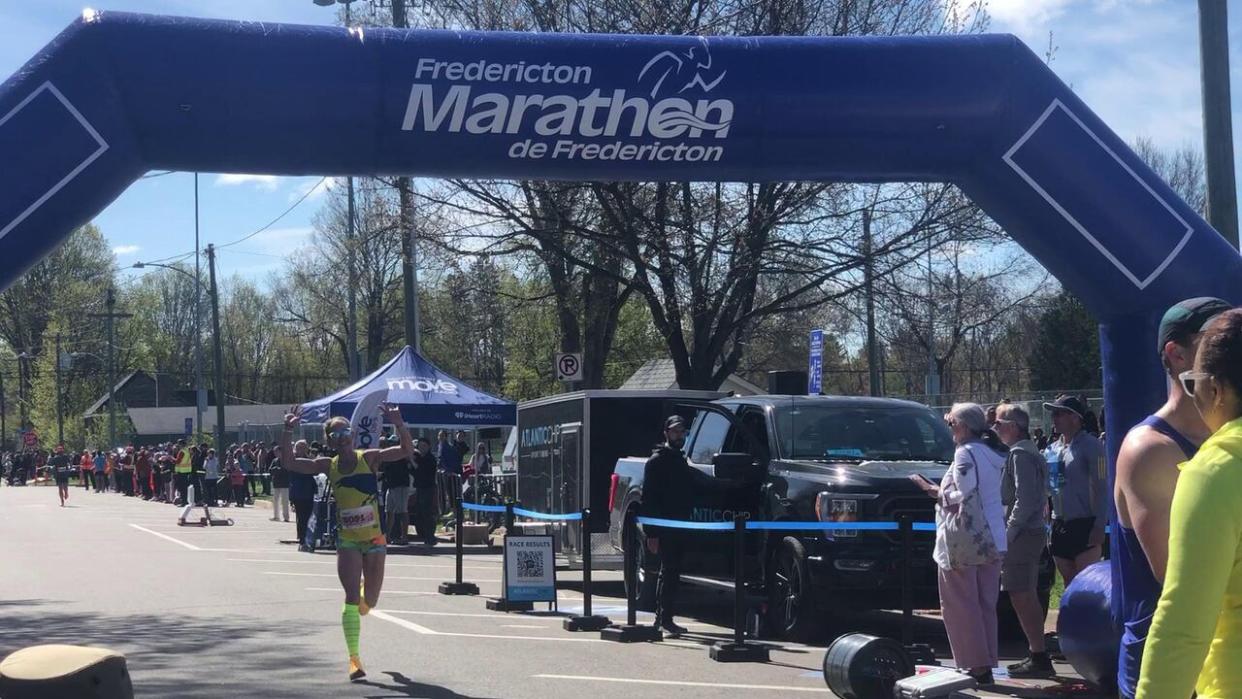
1113, 297, 1231, 699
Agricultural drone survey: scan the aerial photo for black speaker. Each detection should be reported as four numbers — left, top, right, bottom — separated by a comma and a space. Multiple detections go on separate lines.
767, 370, 808, 395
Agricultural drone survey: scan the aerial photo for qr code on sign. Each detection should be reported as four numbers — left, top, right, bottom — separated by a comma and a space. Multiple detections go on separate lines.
516, 550, 544, 579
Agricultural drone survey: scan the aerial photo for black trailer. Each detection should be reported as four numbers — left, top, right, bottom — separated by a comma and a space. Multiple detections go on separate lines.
514, 390, 725, 569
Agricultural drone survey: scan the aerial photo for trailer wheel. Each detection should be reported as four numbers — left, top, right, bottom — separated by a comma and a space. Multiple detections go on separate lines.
624, 517, 658, 612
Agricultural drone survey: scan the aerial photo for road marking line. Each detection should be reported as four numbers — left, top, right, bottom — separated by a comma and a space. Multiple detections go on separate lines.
369, 612, 603, 643
501, 624, 547, 629
533, 674, 829, 692
370, 610, 439, 634
263, 572, 500, 582
226, 558, 498, 571
379, 610, 555, 620
128, 524, 201, 550
305, 587, 435, 596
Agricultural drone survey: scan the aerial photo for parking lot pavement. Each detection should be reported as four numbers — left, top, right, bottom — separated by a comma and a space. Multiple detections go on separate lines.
1, 485, 1100, 698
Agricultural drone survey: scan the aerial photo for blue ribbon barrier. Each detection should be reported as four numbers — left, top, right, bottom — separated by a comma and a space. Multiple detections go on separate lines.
636, 517, 938, 532
636, 516, 735, 531
513, 507, 583, 521
461, 502, 508, 514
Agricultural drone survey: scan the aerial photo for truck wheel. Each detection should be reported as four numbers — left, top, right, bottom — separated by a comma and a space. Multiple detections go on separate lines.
767, 537, 817, 642
624, 520, 658, 612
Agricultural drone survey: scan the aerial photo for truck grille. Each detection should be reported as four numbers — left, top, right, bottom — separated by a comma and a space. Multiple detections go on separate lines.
877, 496, 936, 541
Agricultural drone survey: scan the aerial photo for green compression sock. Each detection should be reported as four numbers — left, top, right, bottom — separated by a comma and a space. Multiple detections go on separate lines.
342, 604, 361, 657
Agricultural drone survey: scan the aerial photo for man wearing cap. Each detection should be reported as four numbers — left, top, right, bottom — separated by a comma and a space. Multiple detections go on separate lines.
1113, 296, 1231, 699
641, 415, 696, 635
173, 439, 193, 506
1043, 394, 1107, 585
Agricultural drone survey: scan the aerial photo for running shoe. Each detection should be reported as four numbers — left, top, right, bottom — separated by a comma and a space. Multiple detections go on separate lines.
348, 656, 366, 681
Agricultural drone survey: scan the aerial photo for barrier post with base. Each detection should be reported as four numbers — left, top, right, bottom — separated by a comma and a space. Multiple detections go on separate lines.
899, 518, 936, 665
486, 501, 534, 612
709, 513, 769, 662
438, 499, 479, 595
565, 508, 610, 632
601, 510, 661, 642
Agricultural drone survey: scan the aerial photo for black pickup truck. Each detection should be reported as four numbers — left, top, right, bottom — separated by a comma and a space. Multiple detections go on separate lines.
608, 395, 1051, 640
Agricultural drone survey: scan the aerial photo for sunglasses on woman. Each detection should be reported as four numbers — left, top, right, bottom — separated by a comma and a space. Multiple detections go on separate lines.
328, 427, 353, 439
1179, 370, 1212, 398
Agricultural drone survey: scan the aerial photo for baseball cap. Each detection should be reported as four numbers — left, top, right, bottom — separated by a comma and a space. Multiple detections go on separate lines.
1158, 297, 1232, 354
1042, 395, 1087, 419
664, 415, 687, 430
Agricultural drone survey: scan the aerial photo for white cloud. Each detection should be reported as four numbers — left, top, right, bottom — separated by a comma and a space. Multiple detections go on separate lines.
289, 177, 336, 203
986, 0, 1075, 34
112, 244, 141, 256
215, 173, 281, 190
233, 227, 316, 257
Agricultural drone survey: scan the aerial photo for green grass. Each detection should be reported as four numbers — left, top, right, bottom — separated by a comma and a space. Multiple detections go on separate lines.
1050, 574, 1066, 611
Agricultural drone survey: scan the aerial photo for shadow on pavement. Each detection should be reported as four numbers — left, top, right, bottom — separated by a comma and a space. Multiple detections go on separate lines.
0, 603, 328, 698
356, 671, 498, 699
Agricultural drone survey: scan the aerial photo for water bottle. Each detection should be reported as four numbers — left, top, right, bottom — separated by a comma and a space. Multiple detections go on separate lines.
1045, 444, 1063, 516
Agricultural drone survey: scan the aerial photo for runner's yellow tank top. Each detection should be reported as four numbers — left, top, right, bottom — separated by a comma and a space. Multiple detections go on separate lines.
330, 450, 382, 543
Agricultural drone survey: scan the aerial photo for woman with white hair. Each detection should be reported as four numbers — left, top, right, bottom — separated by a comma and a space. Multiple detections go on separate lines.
911, 402, 1009, 684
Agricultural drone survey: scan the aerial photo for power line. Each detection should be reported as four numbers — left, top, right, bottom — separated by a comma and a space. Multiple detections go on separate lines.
215, 177, 328, 250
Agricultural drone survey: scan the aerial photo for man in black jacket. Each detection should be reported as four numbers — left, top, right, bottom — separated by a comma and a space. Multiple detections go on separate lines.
641, 415, 700, 636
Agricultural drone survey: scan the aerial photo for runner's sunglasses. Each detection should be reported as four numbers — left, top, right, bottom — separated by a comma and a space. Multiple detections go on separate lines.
1179, 370, 1212, 398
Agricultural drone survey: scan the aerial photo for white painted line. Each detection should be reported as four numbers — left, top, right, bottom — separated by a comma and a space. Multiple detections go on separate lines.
0, 82, 110, 242
305, 587, 435, 596
1001, 99, 1194, 290
370, 612, 603, 644
370, 610, 439, 634
380, 610, 555, 620
533, 674, 829, 693
263, 572, 500, 582
227, 558, 498, 571
129, 524, 201, 551
502, 624, 547, 629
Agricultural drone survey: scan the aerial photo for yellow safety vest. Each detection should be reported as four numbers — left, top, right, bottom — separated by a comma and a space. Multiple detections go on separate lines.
175, 448, 193, 474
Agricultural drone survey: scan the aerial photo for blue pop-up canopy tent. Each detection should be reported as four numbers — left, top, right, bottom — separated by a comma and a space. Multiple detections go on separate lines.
300, 346, 515, 427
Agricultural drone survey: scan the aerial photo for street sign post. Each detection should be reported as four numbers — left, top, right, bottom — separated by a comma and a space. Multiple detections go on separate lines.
808, 330, 824, 395
555, 353, 583, 383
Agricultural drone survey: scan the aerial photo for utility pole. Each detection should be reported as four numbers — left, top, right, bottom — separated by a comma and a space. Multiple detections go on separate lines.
391, 0, 422, 352
1, 360, 7, 451
89, 288, 132, 449
925, 236, 938, 403
194, 173, 205, 438
54, 333, 64, 445
346, 176, 360, 379
206, 244, 227, 453
343, 1, 361, 379
863, 209, 881, 397
1198, 0, 1239, 248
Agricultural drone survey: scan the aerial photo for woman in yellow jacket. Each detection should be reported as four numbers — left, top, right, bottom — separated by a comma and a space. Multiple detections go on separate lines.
1138, 308, 1242, 699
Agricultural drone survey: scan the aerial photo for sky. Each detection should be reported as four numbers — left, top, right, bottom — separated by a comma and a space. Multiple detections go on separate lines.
1, 0, 1240, 283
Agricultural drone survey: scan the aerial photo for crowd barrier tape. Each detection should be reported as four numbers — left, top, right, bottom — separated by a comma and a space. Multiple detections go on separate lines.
461, 502, 507, 514
459, 501, 584, 521
514, 507, 582, 521
637, 516, 938, 533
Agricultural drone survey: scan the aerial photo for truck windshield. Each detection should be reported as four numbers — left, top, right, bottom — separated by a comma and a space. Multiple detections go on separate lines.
774, 403, 954, 462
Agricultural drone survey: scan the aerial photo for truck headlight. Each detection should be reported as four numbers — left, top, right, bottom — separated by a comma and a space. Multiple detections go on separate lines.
816, 491, 858, 538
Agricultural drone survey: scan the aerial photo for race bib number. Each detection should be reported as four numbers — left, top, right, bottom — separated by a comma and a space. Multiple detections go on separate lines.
340, 505, 376, 531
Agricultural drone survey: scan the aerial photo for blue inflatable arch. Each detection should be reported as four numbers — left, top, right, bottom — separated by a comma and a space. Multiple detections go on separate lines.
2, 10, 1240, 457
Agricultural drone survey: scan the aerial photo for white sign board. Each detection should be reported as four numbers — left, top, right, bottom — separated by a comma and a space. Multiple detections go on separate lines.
503, 535, 556, 602
555, 353, 583, 382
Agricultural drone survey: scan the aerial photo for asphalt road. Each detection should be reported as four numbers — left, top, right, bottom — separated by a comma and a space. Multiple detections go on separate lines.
1, 483, 1096, 698
0, 484, 840, 698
